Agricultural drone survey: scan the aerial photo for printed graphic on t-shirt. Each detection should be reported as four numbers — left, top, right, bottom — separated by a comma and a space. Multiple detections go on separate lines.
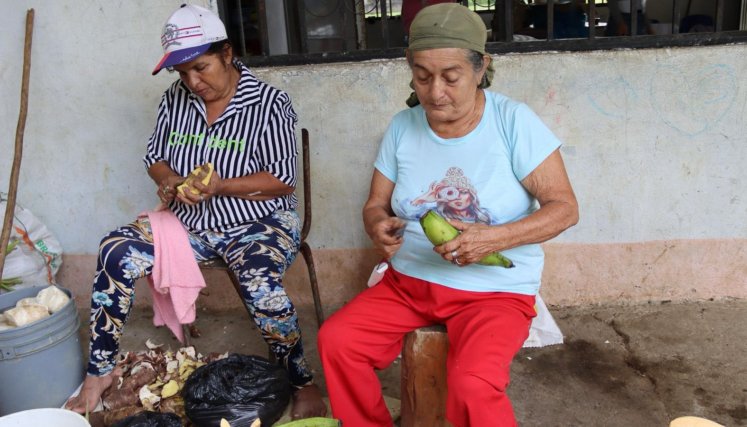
168, 131, 246, 152
411, 167, 492, 224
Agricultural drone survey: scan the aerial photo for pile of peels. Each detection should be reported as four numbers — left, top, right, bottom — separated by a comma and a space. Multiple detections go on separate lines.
99, 340, 227, 426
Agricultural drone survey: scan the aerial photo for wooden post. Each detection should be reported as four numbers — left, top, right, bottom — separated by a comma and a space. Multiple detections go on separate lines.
0, 9, 34, 283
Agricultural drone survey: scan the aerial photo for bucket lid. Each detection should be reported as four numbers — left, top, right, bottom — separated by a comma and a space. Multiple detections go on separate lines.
0, 408, 90, 426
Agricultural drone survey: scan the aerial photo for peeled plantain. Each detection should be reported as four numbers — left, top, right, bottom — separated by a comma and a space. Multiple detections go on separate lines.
177, 163, 214, 196
418, 210, 514, 268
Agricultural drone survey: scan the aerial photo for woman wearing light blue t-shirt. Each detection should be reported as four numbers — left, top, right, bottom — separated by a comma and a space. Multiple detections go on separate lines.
318, 4, 579, 427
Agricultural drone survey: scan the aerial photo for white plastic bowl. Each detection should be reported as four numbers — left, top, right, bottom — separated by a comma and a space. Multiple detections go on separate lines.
0, 408, 90, 427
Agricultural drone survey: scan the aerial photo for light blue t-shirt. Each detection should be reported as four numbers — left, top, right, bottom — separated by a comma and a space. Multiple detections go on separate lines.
374, 91, 561, 295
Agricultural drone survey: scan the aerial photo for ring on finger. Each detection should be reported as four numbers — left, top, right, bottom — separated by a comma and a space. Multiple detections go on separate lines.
454, 258, 461, 266
451, 250, 458, 258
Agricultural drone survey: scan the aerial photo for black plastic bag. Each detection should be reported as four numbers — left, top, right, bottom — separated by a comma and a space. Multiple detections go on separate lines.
182, 353, 292, 427
111, 411, 183, 427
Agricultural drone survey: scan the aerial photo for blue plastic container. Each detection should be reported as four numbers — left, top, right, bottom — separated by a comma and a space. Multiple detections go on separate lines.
0, 285, 84, 416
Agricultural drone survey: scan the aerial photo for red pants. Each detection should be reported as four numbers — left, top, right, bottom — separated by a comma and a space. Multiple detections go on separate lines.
318, 267, 536, 427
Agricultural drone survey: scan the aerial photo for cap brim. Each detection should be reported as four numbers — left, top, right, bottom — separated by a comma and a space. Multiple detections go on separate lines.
152, 43, 211, 75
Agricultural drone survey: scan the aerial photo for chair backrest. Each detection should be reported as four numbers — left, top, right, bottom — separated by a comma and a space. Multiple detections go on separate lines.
300, 128, 312, 242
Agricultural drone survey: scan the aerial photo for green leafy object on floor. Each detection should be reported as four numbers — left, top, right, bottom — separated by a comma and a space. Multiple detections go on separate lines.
274, 417, 341, 427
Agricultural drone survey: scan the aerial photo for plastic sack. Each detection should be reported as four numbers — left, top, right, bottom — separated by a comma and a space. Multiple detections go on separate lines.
523, 293, 564, 348
111, 411, 183, 427
182, 353, 292, 427
1, 194, 63, 290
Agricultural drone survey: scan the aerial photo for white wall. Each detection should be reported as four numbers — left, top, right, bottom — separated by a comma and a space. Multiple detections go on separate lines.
256, 49, 747, 250
0, 0, 211, 253
2, 1, 746, 259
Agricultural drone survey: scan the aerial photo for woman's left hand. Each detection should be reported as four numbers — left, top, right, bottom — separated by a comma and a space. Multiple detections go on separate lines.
176, 170, 223, 205
435, 219, 501, 267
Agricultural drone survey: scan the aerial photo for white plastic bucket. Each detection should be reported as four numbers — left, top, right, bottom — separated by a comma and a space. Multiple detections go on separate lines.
0, 285, 84, 415
0, 408, 90, 427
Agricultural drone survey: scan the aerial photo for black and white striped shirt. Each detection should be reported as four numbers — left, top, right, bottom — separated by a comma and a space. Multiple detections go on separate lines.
144, 61, 298, 232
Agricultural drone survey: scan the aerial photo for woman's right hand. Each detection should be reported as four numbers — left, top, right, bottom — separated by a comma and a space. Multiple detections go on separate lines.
150, 162, 185, 205
157, 176, 184, 205
363, 170, 403, 260
369, 216, 406, 260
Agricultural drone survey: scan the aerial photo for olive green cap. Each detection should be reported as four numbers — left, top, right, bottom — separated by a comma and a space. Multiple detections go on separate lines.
408, 3, 487, 54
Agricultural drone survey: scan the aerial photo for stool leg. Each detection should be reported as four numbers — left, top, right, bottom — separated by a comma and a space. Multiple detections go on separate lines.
300, 241, 324, 329
401, 326, 449, 427
181, 324, 192, 347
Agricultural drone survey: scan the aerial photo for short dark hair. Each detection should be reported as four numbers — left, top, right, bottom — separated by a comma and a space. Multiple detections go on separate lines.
464, 49, 491, 89
206, 39, 232, 56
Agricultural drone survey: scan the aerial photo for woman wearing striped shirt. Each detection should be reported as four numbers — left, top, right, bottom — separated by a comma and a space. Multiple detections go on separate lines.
66, 5, 326, 420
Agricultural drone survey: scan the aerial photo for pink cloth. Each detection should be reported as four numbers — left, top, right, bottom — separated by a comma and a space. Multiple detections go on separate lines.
144, 209, 206, 343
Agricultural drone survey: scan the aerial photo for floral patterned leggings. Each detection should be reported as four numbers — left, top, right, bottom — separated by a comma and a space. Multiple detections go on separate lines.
86, 210, 314, 387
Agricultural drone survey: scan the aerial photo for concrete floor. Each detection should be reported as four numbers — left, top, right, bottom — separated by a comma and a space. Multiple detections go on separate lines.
76, 298, 747, 426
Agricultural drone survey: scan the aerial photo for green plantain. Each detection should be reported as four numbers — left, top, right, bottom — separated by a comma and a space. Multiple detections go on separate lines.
418, 210, 514, 268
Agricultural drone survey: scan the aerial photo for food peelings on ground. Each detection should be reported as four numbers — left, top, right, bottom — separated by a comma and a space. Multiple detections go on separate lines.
100, 340, 228, 425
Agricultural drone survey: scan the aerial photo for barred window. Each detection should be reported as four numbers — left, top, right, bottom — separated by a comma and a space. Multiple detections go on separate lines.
217, 0, 747, 67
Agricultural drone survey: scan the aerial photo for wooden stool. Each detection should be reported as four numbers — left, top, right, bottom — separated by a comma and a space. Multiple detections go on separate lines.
182, 128, 324, 351
400, 325, 450, 427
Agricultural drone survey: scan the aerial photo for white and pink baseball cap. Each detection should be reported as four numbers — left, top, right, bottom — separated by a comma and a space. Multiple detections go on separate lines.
152, 4, 228, 75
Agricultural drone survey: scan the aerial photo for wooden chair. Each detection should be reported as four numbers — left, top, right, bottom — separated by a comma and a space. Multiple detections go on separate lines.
182, 128, 324, 347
